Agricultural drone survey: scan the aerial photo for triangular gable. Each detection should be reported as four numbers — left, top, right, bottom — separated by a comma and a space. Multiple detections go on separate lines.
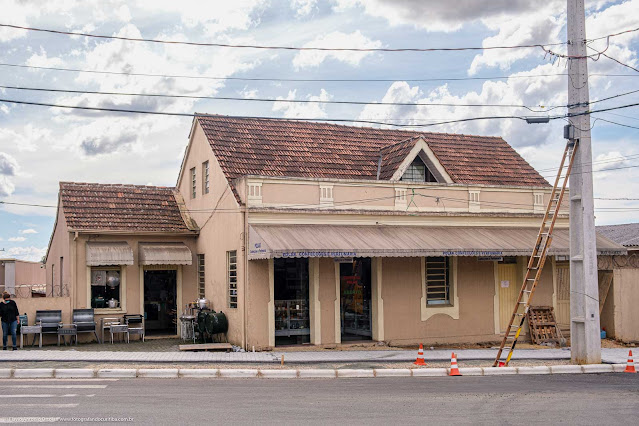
379, 136, 453, 183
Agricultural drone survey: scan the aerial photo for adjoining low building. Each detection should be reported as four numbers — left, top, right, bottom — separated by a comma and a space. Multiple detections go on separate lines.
43, 182, 199, 335
0, 258, 46, 297
596, 223, 639, 343
41, 115, 626, 347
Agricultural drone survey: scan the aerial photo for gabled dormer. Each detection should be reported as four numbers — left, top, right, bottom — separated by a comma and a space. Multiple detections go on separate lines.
377, 136, 453, 183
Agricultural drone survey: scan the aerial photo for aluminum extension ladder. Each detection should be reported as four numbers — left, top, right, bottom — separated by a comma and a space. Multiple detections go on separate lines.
493, 140, 579, 367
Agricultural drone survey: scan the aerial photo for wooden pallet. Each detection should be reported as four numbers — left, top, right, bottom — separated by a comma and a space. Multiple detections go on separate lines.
527, 306, 561, 345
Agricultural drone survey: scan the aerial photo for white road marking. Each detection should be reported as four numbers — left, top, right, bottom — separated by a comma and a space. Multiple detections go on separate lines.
8, 404, 79, 408
0, 394, 78, 398
0, 385, 107, 389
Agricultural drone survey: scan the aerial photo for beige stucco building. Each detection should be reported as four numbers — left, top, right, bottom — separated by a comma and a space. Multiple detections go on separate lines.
41, 115, 626, 347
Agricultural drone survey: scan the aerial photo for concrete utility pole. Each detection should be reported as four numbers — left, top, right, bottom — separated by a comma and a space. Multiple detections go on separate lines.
567, 0, 601, 364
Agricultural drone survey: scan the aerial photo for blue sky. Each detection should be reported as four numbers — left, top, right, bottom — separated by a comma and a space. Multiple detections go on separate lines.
1, 0, 639, 260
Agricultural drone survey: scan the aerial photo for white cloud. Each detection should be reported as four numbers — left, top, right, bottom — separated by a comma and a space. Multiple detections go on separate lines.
292, 30, 382, 69
4, 246, 47, 262
593, 151, 629, 172
273, 89, 332, 119
20, 229, 38, 234
25, 48, 64, 68
291, 0, 318, 17
0, 152, 19, 197
8, 237, 26, 242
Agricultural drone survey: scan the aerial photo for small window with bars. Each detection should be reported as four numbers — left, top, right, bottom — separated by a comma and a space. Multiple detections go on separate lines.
190, 167, 196, 199
197, 254, 205, 299
425, 257, 450, 305
202, 161, 210, 194
228, 250, 238, 308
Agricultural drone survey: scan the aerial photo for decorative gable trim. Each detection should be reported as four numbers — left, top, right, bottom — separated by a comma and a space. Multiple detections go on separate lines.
390, 137, 453, 183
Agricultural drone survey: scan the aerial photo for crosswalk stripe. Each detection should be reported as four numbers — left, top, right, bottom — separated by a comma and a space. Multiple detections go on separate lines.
0, 385, 107, 389
0, 394, 78, 398
9, 404, 79, 408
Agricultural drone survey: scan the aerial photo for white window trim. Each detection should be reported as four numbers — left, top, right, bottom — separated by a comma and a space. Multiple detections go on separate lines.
319, 184, 334, 207
394, 186, 407, 210
469, 190, 480, 212
420, 257, 459, 321
247, 181, 263, 206
391, 137, 454, 183
533, 191, 545, 214
203, 161, 210, 195
86, 265, 127, 314
190, 167, 197, 199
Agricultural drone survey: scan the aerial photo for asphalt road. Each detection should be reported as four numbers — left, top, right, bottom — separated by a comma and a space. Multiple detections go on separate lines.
0, 375, 637, 425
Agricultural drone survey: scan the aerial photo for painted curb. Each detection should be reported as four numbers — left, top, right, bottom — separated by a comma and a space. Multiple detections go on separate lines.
458, 367, 483, 376
13, 369, 54, 379
517, 366, 551, 375
55, 369, 95, 378
373, 368, 412, 377
582, 364, 613, 374
259, 369, 299, 379
483, 367, 517, 376
0, 369, 12, 378
412, 368, 448, 377
550, 365, 583, 374
97, 369, 137, 378
611, 364, 627, 373
218, 369, 259, 378
337, 369, 375, 378
179, 369, 219, 378
298, 369, 336, 378
138, 369, 179, 378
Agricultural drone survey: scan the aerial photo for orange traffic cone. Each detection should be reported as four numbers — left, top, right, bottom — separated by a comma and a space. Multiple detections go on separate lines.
624, 350, 636, 373
414, 343, 427, 366
449, 352, 462, 376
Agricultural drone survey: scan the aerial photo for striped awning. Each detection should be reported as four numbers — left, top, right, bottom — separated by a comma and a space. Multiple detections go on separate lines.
86, 242, 134, 266
248, 225, 626, 260
138, 243, 192, 265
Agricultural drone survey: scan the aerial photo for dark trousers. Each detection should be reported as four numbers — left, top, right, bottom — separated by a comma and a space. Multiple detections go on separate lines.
2, 320, 17, 348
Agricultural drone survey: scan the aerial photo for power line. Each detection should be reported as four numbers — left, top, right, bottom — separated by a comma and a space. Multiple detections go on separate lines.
0, 23, 566, 52
2, 62, 638, 84
595, 117, 639, 130
0, 84, 562, 111
534, 153, 639, 173
601, 52, 639, 73
0, 97, 531, 128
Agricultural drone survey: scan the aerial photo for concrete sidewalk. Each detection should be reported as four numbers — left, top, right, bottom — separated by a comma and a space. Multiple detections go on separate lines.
0, 348, 631, 364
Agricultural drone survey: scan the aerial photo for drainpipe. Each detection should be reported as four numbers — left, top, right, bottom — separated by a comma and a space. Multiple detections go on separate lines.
71, 231, 78, 317
242, 180, 249, 351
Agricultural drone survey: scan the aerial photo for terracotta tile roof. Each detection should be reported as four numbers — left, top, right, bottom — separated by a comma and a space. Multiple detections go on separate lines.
378, 137, 420, 180
196, 115, 549, 196
59, 182, 196, 233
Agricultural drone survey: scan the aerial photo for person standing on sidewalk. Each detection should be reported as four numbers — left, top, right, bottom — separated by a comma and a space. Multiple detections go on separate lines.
0, 292, 19, 350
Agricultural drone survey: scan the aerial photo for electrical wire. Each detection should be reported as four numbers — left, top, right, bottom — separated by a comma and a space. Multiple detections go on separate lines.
0, 23, 567, 52
1, 62, 637, 84
0, 84, 562, 111
595, 117, 639, 130
601, 52, 639, 74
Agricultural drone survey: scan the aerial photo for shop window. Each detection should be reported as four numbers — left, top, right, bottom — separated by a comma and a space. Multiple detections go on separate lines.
202, 161, 210, 194
401, 157, 437, 183
228, 251, 238, 308
274, 258, 309, 345
197, 254, 206, 299
425, 257, 450, 305
190, 167, 196, 199
90, 267, 122, 309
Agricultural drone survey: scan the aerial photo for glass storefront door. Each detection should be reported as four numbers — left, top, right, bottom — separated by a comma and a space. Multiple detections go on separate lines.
274, 258, 310, 346
340, 258, 372, 341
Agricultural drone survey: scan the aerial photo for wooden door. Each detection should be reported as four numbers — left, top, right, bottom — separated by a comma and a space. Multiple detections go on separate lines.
498, 264, 520, 333
556, 262, 570, 328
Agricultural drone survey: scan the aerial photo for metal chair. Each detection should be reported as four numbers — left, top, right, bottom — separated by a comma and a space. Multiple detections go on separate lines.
35, 310, 62, 346
110, 324, 129, 344
124, 314, 145, 342
20, 324, 42, 348
72, 309, 100, 343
